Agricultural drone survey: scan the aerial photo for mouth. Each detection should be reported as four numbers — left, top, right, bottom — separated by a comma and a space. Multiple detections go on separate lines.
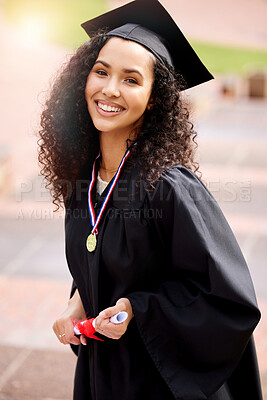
95, 100, 125, 115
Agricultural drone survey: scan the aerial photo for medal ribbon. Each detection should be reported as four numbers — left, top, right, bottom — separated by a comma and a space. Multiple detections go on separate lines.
88, 142, 136, 237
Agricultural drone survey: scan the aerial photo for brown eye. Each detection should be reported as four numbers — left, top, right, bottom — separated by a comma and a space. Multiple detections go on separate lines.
126, 78, 138, 84
96, 70, 107, 76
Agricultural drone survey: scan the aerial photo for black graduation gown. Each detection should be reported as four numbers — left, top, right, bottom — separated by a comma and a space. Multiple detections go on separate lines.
65, 156, 262, 400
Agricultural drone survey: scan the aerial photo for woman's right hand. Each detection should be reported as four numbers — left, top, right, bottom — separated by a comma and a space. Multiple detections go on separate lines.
52, 289, 88, 346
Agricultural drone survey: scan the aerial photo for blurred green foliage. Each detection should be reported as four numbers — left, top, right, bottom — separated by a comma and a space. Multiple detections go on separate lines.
2, 0, 107, 48
192, 41, 267, 75
3, 0, 267, 74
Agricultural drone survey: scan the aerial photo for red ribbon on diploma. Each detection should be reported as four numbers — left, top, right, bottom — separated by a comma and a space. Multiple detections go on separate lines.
73, 318, 104, 341
73, 312, 128, 341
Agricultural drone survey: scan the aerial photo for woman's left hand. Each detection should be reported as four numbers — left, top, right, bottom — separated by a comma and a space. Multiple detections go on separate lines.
94, 298, 134, 340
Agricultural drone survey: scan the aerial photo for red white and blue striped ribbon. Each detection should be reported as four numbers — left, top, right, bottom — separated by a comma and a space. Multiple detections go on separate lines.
88, 142, 136, 237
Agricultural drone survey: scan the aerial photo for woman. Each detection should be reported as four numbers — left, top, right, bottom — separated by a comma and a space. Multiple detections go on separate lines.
38, 1, 262, 399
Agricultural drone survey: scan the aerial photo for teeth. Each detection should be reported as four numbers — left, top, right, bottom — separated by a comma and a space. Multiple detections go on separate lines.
98, 102, 123, 112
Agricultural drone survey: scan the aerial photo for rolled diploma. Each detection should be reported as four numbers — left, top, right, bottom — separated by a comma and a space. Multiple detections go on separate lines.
92, 311, 128, 328
74, 312, 128, 335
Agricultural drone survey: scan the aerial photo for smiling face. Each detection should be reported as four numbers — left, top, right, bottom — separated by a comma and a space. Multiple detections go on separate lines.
85, 37, 155, 139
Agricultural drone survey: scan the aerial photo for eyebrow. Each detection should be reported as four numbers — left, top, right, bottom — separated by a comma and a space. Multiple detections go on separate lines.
94, 60, 144, 79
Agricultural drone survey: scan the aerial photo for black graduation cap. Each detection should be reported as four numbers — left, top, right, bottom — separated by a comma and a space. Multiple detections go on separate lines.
81, 0, 214, 89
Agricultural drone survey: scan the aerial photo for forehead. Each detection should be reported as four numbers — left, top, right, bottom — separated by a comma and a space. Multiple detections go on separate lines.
96, 37, 155, 74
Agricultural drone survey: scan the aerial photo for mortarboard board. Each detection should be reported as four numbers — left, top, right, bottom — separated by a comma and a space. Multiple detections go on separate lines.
81, 0, 214, 89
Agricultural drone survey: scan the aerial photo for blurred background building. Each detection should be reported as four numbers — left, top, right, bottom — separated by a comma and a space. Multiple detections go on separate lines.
0, 0, 266, 399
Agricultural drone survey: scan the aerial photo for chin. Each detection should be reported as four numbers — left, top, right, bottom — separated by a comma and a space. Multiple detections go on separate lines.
92, 120, 118, 132
90, 115, 126, 133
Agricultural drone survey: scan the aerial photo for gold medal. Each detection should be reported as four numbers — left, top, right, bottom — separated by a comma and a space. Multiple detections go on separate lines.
86, 144, 135, 254
86, 233, 97, 252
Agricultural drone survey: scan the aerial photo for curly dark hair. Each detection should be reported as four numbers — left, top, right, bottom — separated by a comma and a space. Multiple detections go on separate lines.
38, 30, 200, 210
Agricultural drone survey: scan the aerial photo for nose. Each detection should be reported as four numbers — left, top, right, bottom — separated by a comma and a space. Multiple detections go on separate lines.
102, 78, 120, 98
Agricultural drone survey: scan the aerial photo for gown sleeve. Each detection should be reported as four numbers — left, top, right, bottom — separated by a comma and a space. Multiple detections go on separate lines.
125, 165, 261, 400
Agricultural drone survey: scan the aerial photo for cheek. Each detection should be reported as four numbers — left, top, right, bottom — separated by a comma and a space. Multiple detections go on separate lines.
132, 92, 151, 114
85, 75, 99, 100
85, 78, 92, 101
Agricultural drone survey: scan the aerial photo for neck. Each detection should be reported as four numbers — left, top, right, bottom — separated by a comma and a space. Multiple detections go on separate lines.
98, 131, 135, 181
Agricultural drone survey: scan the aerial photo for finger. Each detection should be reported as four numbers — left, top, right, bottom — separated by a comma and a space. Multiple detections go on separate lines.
98, 304, 125, 319
65, 319, 81, 345
94, 317, 119, 334
94, 316, 115, 336
99, 320, 127, 337
53, 321, 66, 344
94, 318, 107, 333
99, 326, 123, 340
61, 334, 80, 346
80, 334, 87, 346
69, 336, 82, 346
53, 319, 79, 345
102, 332, 120, 340
95, 314, 128, 336
58, 332, 68, 344
94, 324, 119, 339
94, 313, 113, 332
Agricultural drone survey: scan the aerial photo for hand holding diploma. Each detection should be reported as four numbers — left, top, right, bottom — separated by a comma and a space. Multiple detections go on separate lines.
53, 288, 88, 346
54, 295, 134, 345
74, 312, 128, 340
93, 298, 134, 340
